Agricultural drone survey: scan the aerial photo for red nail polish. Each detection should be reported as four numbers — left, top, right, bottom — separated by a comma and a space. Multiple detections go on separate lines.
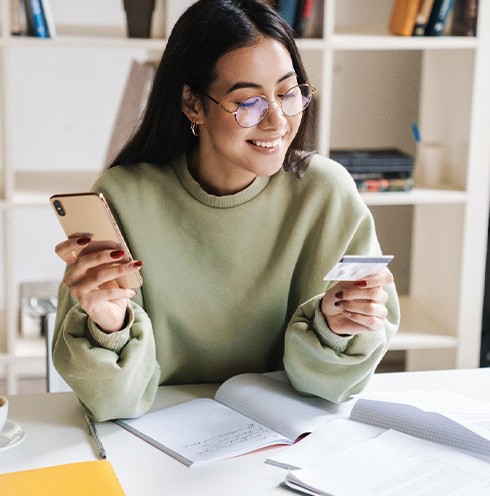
110, 250, 125, 259
77, 237, 91, 246
335, 291, 343, 299
334, 300, 342, 307
354, 280, 368, 287
133, 260, 143, 268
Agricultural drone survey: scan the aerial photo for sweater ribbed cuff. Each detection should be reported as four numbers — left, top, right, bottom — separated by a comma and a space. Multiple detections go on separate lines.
87, 304, 135, 353
313, 299, 353, 354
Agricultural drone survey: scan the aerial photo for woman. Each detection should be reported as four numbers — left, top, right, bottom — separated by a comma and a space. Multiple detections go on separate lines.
53, 0, 399, 421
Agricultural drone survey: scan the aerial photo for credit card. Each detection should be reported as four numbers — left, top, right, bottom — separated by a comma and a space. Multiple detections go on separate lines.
323, 255, 394, 281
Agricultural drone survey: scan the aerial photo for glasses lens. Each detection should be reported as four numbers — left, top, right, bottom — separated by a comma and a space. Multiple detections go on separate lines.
236, 96, 269, 128
281, 85, 312, 117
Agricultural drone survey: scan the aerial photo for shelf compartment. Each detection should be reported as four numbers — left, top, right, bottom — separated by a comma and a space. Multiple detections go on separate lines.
14, 170, 100, 205
391, 296, 457, 352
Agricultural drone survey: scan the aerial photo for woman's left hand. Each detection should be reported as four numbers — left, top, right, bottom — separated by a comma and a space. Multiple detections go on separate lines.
321, 270, 394, 336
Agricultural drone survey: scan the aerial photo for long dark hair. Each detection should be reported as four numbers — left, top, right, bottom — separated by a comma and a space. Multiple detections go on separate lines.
109, 0, 314, 177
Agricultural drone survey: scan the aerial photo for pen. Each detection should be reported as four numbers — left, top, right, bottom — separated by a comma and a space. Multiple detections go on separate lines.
85, 414, 107, 459
411, 122, 421, 143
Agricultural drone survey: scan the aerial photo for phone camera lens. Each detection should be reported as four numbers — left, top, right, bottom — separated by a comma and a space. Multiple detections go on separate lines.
53, 200, 66, 216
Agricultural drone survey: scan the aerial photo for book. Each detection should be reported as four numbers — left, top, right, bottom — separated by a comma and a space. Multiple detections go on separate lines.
301, 0, 323, 38
389, 0, 423, 36
116, 371, 349, 467
354, 176, 414, 192
329, 148, 414, 175
413, 0, 436, 35
267, 390, 490, 471
0, 460, 125, 496
425, 0, 457, 35
450, 0, 478, 36
104, 60, 157, 168
10, 0, 28, 36
40, 0, 56, 38
277, 0, 299, 31
294, 0, 313, 37
23, 0, 49, 38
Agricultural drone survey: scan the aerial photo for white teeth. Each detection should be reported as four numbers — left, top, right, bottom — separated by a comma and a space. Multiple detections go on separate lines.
252, 138, 281, 148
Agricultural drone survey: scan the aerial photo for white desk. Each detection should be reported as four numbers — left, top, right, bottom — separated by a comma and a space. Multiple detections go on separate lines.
1, 368, 490, 495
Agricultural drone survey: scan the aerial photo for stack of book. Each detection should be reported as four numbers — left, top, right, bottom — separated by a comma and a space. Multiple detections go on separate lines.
389, 0, 478, 37
329, 148, 414, 193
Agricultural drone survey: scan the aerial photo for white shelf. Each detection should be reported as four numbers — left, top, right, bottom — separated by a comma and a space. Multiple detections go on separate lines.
361, 187, 467, 206
331, 24, 478, 50
8, 31, 166, 51
15, 336, 45, 359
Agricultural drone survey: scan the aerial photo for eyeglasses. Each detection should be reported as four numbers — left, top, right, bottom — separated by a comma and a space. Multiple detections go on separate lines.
202, 84, 316, 128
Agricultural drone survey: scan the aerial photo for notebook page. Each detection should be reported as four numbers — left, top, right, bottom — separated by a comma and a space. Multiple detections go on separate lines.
266, 418, 385, 470
117, 398, 290, 466
214, 372, 351, 441
351, 391, 490, 458
285, 430, 490, 496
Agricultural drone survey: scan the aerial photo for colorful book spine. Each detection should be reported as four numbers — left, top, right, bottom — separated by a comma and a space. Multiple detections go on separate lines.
24, 0, 49, 38
355, 177, 414, 193
389, 0, 422, 36
294, 0, 313, 37
450, 0, 478, 36
330, 148, 414, 175
40, 0, 56, 38
277, 0, 299, 31
425, 0, 456, 35
413, 0, 436, 35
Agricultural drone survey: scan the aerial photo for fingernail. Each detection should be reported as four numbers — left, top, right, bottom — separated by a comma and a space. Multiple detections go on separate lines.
354, 281, 368, 287
335, 291, 343, 299
110, 250, 125, 259
334, 300, 342, 307
77, 237, 91, 246
132, 260, 143, 268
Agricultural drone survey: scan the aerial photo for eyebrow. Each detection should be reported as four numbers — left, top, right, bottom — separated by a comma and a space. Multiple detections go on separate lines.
226, 71, 297, 94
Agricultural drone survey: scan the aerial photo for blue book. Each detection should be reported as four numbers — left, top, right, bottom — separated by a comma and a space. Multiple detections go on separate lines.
425, 0, 457, 35
24, 0, 49, 38
277, 0, 299, 30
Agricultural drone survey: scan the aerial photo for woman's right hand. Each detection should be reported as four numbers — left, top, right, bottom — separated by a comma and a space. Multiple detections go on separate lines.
55, 233, 142, 333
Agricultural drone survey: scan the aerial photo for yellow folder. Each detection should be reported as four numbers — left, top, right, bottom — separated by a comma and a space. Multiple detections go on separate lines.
0, 460, 125, 495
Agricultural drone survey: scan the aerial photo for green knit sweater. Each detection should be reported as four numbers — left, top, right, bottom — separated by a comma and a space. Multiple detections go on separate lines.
53, 153, 400, 421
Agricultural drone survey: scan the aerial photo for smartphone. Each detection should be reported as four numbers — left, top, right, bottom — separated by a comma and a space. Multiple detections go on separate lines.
50, 192, 143, 289
323, 255, 394, 281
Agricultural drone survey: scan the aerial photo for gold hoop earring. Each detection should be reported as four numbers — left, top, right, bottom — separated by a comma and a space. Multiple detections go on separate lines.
191, 121, 201, 137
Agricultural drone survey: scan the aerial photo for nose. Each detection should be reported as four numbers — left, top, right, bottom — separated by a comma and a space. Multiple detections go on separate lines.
259, 100, 286, 129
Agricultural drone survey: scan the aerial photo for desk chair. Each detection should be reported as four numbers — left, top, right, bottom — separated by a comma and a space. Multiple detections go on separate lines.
45, 312, 72, 392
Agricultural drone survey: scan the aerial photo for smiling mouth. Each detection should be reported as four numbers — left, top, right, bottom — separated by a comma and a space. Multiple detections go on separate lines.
250, 137, 282, 149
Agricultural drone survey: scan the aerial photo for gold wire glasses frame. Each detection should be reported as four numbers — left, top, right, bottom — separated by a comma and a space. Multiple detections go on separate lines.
202, 84, 316, 128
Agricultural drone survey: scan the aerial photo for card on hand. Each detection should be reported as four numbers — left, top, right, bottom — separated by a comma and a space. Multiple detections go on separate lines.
323, 255, 394, 281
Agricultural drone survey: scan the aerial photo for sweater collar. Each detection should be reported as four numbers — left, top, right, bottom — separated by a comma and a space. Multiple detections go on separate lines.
172, 154, 270, 208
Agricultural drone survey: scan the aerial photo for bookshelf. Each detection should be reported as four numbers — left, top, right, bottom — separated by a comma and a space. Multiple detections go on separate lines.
0, 0, 489, 392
